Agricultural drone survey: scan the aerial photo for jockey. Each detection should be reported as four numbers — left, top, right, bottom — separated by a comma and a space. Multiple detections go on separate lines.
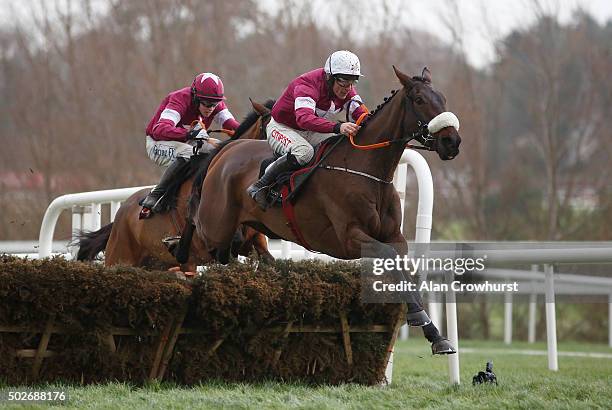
247, 50, 368, 208
141, 72, 240, 213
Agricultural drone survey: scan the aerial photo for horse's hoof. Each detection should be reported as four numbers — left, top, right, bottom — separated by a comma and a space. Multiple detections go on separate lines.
431, 338, 457, 355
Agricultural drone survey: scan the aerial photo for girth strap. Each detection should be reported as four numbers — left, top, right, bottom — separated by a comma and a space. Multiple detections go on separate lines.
280, 185, 313, 251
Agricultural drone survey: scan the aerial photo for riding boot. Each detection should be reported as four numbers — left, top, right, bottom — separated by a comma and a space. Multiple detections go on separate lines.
246, 153, 300, 209
142, 157, 188, 213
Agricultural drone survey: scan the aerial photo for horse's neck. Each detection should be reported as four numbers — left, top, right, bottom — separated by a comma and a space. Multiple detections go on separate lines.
335, 93, 407, 183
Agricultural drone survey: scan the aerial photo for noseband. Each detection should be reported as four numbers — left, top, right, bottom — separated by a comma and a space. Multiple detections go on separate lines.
402, 92, 460, 151
407, 111, 460, 151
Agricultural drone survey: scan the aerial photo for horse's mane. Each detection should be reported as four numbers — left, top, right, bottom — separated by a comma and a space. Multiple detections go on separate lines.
357, 76, 429, 132
232, 99, 275, 140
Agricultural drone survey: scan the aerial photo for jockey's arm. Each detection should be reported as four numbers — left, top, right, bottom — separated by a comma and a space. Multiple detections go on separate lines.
222, 117, 240, 130
295, 105, 337, 133
151, 117, 189, 142
293, 85, 337, 133
345, 90, 368, 122
151, 98, 189, 142
211, 102, 240, 131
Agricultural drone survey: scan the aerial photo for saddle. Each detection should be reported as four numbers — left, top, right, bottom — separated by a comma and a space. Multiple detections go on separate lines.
257, 136, 342, 208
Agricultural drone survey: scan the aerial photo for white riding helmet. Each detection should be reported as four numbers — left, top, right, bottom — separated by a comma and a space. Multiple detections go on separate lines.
324, 50, 363, 77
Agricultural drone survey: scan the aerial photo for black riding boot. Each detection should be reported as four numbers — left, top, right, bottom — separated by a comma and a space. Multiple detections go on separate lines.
142, 157, 188, 213
246, 153, 300, 209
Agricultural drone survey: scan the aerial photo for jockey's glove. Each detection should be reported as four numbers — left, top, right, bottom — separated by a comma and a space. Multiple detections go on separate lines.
187, 128, 209, 140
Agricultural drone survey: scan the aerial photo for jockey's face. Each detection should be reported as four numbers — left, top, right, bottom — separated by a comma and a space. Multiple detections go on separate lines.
198, 99, 219, 117
332, 76, 357, 99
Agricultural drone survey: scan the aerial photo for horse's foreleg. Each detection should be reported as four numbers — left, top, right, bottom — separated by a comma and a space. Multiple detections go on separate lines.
240, 227, 274, 263
175, 220, 195, 264
253, 233, 274, 264
346, 227, 456, 355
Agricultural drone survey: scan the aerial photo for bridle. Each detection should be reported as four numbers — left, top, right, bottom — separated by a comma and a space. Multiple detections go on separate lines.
323, 82, 459, 184
348, 83, 458, 152
403, 92, 438, 152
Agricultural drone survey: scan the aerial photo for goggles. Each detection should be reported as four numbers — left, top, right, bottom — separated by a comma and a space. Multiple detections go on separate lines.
335, 76, 358, 88
198, 99, 220, 108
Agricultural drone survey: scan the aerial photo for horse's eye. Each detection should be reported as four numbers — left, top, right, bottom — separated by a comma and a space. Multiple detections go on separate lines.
415, 96, 425, 105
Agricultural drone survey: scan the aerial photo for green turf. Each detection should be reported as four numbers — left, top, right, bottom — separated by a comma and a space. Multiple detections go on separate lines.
2, 339, 611, 409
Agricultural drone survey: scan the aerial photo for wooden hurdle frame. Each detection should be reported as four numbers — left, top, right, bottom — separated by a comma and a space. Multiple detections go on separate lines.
0, 306, 406, 383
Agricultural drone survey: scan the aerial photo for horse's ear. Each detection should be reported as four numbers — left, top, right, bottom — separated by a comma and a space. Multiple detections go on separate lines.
393, 65, 414, 89
250, 98, 270, 116
421, 67, 432, 83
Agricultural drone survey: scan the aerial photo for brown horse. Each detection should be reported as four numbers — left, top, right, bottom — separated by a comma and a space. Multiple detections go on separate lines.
76, 104, 275, 271
192, 66, 461, 353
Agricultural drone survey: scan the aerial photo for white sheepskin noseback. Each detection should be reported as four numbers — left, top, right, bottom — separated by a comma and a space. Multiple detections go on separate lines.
427, 112, 460, 133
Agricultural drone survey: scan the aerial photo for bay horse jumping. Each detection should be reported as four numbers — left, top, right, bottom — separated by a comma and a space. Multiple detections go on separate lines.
76, 104, 275, 271
192, 66, 461, 353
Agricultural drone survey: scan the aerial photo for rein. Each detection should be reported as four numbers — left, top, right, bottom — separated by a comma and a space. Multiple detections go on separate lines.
208, 129, 235, 136
318, 85, 459, 184
345, 89, 439, 152
190, 119, 236, 137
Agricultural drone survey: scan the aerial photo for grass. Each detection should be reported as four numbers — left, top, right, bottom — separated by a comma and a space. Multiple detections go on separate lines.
2, 339, 611, 409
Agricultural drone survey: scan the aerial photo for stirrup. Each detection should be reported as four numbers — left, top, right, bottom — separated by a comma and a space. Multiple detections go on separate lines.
247, 183, 272, 210
254, 188, 271, 210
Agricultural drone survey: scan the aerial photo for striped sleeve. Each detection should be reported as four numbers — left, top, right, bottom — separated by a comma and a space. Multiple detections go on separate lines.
345, 89, 367, 122
211, 102, 240, 130
151, 96, 189, 141
293, 84, 336, 133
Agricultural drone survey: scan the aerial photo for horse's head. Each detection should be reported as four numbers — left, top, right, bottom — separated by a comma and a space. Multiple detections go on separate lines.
250, 98, 272, 117
393, 66, 461, 160
233, 99, 275, 140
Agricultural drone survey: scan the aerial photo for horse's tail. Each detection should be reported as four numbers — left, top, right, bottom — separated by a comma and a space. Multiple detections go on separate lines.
75, 222, 113, 261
